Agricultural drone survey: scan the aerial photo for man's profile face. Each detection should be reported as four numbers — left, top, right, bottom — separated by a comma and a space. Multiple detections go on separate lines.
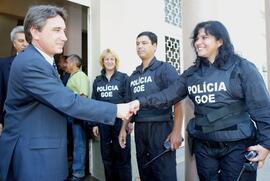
31, 15, 67, 57
136, 35, 156, 61
13, 32, 28, 53
66, 58, 76, 73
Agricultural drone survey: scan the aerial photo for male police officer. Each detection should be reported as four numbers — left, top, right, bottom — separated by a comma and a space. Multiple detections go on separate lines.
120, 31, 183, 181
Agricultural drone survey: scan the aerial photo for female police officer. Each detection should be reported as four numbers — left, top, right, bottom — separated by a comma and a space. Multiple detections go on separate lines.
91, 49, 132, 181
130, 21, 270, 180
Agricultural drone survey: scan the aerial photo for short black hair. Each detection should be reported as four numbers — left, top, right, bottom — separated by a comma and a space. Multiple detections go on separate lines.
137, 31, 158, 45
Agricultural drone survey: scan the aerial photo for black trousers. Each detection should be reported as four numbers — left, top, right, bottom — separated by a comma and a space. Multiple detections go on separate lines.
135, 121, 177, 181
99, 119, 132, 181
194, 139, 257, 181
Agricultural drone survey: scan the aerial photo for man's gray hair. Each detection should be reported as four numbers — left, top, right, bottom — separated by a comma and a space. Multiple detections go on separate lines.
67, 54, 82, 68
24, 5, 67, 43
10, 26, 25, 42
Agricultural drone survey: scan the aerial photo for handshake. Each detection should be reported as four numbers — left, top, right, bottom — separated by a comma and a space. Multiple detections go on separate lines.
116, 100, 140, 121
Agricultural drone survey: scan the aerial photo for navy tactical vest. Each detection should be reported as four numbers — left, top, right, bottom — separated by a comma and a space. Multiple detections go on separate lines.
130, 60, 175, 122
93, 71, 129, 104
186, 58, 255, 141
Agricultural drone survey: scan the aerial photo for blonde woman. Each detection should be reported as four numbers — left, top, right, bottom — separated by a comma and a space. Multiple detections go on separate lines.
92, 49, 132, 181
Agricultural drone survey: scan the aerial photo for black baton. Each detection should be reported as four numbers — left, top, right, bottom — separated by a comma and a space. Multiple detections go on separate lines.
143, 140, 171, 168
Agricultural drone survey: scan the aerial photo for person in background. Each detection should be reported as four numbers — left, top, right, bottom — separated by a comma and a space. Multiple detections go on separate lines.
65, 54, 89, 181
130, 21, 270, 180
119, 31, 183, 181
0, 25, 28, 135
10, 25, 28, 53
0, 5, 133, 181
55, 54, 70, 85
92, 49, 132, 181
54, 53, 73, 173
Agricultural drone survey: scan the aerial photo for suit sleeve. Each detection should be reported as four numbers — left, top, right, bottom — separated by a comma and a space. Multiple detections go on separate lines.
22, 61, 117, 125
0, 63, 4, 124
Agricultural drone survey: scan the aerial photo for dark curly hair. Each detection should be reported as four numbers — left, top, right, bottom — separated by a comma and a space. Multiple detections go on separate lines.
191, 21, 235, 68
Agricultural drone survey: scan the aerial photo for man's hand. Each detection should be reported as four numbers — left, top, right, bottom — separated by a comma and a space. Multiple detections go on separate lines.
167, 101, 183, 151
118, 119, 132, 148
0, 123, 2, 136
126, 122, 134, 134
92, 126, 99, 137
166, 131, 183, 151
116, 103, 133, 120
129, 100, 140, 115
119, 126, 127, 148
247, 144, 270, 168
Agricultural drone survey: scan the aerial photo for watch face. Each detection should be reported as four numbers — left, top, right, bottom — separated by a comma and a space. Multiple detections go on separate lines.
163, 140, 171, 150
244, 151, 257, 159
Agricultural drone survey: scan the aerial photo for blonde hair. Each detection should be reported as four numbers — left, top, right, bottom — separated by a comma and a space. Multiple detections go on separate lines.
99, 48, 120, 70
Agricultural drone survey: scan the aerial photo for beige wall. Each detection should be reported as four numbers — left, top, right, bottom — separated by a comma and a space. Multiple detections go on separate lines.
90, 0, 182, 76
64, 2, 82, 57
67, 0, 89, 7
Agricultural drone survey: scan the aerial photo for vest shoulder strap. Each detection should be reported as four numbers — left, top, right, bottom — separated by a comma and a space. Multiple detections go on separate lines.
230, 56, 244, 80
154, 62, 167, 90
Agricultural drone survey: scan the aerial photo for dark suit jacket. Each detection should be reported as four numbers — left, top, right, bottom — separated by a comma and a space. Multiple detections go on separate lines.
0, 55, 16, 125
0, 45, 117, 181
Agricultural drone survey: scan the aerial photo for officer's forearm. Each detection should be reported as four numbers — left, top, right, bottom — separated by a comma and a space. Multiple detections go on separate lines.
121, 119, 129, 131
172, 101, 183, 133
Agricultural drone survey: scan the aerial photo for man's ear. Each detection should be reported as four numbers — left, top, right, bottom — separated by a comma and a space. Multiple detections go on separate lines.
30, 27, 39, 41
153, 43, 157, 52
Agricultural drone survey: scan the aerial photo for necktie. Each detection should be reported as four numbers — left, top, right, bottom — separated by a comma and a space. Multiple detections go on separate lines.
52, 61, 61, 78
53, 61, 58, 72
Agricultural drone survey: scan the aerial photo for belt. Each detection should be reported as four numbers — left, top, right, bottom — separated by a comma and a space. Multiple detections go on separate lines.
196, 139, 245, 149
195, 124, 237, 131
194, 112, 249, 133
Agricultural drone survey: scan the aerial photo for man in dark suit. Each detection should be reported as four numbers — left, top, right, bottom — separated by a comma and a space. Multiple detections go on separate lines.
0, 25, 28, 135
0, 5, 132, 181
